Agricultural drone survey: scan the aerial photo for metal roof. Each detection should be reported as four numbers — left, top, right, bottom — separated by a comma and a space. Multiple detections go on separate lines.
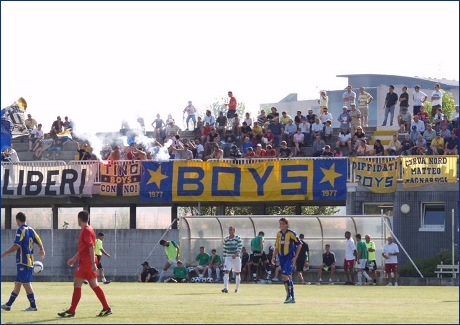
337, 74, 459, 88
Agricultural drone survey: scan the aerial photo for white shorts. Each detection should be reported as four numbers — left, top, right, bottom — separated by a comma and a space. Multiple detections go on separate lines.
223, 256, 241, 273
168, 259, 178, 268
196, 265, 206, 270
356, 259, 366, 269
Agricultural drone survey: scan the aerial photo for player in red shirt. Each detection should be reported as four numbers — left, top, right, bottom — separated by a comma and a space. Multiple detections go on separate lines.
58, 211, 112, 318
226, 91, 237, 120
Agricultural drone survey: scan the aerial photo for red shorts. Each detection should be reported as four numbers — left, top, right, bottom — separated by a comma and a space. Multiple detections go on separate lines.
75, 261, 97, 280
385, 263, 398, 274
343, 259, 355, 269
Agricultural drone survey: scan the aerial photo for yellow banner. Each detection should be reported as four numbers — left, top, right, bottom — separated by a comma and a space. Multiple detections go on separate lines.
100, 161, 141, 196
401, 156, 458, 188
350, 158, 399, 193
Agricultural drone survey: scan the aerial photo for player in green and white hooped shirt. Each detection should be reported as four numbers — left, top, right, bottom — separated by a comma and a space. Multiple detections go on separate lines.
222, 226, 243, 293
159, 239, 180, 282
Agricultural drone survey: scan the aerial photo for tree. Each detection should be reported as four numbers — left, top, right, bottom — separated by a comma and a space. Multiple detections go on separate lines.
423, 90, 455, 123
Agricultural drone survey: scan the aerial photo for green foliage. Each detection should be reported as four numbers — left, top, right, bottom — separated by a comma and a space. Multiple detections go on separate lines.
200, 98, 246, 128
441, 90, 455, 120
398, 248, 459, 277
423, 101, 433, 123
179, 205, 339, 217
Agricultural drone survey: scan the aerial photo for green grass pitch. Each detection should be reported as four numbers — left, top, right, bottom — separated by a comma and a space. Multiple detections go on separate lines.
1, 282, 458, 324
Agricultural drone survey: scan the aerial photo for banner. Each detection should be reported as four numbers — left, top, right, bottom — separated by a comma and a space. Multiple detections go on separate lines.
1, 163, 97, 198
350, 158, 399, 193
99, 161, 141, 196
401, 156, 458, 188
140, 159, 347, 202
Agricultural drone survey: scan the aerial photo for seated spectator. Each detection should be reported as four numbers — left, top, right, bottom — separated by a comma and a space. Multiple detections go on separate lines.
137, 261, 160, 283
356, 139, 369, 156
173, 143, 193, 160
410, 115, 425, 135
311, 117, 323, 139
306, 108, 317, 129
320, 107, 333, 126
423, 124, 436, 148
333, 147, 343, 157
279, 111, 292, 125
294, 110, 305, 126
323, 120, 333, 144
216, 111, 228, 136
44, 136, 64, 160
292, 128, 305, 156
244, 147, 256, 158
312, 136, 326, 157
50, 116, 63, 139
2, 145, 19, 163
433, 107, 444, 131
203, 144, 223, 161
242, 136, 253, 154
264, 144, 277, 157
352, 126, 367, 153
33, 134, 54, 160
168, 260, 188, 283
397, 107, 411, 131
253, 143, 266, 157
387, 135, 401, 156
185, 140, 197, 159
203, 110, 215, 127
194, 116, 203, 138
240, 121, 252, 139
261, 130, 275, 148
337, 106, 351, 131
192, 246, 211, 279
24, 114, 38, 132
76, 142, 92, 160
400, 134, 414, 156
229, 145, 242, 159
282, 119, 297, 144
257, 110, 267, 127
205, 128, 220, 155
278, 141, 292, 158
193, 139, 205, 159
232, 113, 240, 137
267, 106, 279, 121
63, 116, 73, 132
444, 133, 458, 155
244, 112, 253, 127
335, 127, 352, 153
397, 124, 408, 142
439, 124, 451, 141
370, 139, 385, 156
430, 133, 445, 155
252, 122, 263, 136
317, 244, 336, 285
221, 129, 237, 151
207, 249, 222, 281
28, 124, 44, 151
414, 134, 428, 155
200, 122, 212, 144
410, 125, 420, 142
298, 118, 311, 146
320, 145, 334, 157
268, 118, 282, 146
417, 106, 430, 124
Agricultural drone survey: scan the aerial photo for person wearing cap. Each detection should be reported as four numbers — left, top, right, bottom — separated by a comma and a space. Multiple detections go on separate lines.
337, 106, 351, 132
358, 87, 373, 127
387, 134, 402, 156
138, 261, 160, 283
253, 143, 266, 158
278, 141, 292, 158
349, 103, 362, 134
397, 106, 412, 132
382, 85, 398, 127
410, 125, 420, 142
95, 233, 111, 284
244, 146, 256, 158
342, 85, 356, 108
399, 85, 409, 113
431, 84, 443, 118
317, 244, 336, 285
430, 132, 445, 155
412, 85, 427, 115
410, 115, 425, 135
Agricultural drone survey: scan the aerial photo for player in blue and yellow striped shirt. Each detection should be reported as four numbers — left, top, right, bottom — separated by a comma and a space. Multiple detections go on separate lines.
272, 217, 301, 304
1, 212, 45, 311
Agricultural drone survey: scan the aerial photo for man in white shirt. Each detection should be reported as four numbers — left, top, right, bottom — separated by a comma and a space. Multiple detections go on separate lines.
382, 237, 399, 286
335, 128, 352, 152
28, 124, 44, 151
410, 115, 425, 134
431, 83, 443, 118
412, 85, 427, 115
343, 231, 356, 285
342, 85, 356, 108
451, 105, 459, 128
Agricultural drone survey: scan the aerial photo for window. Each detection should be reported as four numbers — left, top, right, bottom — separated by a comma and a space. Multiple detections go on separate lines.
420, 203, 445, 231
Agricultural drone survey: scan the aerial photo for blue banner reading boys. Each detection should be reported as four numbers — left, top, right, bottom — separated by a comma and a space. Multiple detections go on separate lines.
140, 161, 173, 202
312, 159, 347, 200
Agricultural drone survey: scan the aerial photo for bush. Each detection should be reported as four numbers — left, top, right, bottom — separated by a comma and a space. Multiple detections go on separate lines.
399, 248, 458, 277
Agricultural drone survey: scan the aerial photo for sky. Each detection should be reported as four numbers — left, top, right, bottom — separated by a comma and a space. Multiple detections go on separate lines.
2, 1, 459, 137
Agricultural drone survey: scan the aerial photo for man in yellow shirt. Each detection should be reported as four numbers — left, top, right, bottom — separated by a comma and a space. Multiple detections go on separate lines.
364, 235, 377, 285
430, 133, 445, 155
95, 233, 111, 284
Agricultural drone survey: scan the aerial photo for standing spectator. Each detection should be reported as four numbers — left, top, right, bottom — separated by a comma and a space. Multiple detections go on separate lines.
241, 247, 251, 282
349, 103, 362, 134
58, 211, 111, 318
398, 86, 409, 113
342, 85, 356, 108
151, 114, 166, 141
318, 90, 329, 111
137, 261, 160, 283
397, 107, 411, 132
312, 136, 326, 157
444, 132, 458, 155
192, 246, 211, 279
158, 239, 180, 282
382, 237, 399, 286
358, 87, 373, 127
317, 244, 336, 285
221, 226, 243, 294
50, 116, 63, 139
382, 85, 398, 126
431, 83, 443, 118
183, 101, 196, 131
364, 235, 378, 285
95, 233, 111, 284
225, 91, 237, 121
337, 106, 351, 131
355, 234, 373, 286
28, 124, 44, 151
250, 231, 266, 283
343, 231, 356, 285
278, 141, 292, 158
387, 134, 402, 156
1, 212, 45, 312
164, 120, 182, 139
272, 217, 301, 304
412, 85, 427, 115
207, 249, 222, 281
107, 146, 121, 161
24, 114, 38, 131
295, 234, 310, 285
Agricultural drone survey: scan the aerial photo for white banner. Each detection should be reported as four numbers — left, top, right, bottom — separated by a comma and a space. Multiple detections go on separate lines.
1, 162, 97, 197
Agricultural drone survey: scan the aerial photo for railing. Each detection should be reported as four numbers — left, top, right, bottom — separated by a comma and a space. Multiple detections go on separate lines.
2, 156, 457, 184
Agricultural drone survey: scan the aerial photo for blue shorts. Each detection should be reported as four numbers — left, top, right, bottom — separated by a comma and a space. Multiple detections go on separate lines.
15, 264, 33, 283
279, 255, 293, 276
227, 110, 236, 119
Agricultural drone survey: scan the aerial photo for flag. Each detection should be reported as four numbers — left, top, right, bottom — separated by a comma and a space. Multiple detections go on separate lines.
1, 119, 12, 151
57, 128, 72, 141
1, 98, 28, 139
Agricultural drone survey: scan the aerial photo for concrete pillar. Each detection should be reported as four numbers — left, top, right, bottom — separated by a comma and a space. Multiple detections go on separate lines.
171, 205, 178, 229
217, 204, 225, 215
4, 206, 12, 229
52, 205, 58, 229
129, 204, 136, 229
295, 203, 302, 215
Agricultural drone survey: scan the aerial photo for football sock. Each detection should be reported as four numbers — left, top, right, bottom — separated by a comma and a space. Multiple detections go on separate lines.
92, 286, 110, 310
208, 269, 212, 278
235, 275, 241, 290
289, 280, 294, 298
283, 280, 289, 296
363, 270, 372, 281
69, 287, 82, 314
357, 272, 362, 283
223, 274, 229, 289
216, 268, 220, 279
26, 293, 36, 308
6, 291, 18, 306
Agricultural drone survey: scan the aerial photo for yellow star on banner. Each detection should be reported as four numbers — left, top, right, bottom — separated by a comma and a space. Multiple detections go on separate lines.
320, 163, 342, 187
146, 166, 168, 188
